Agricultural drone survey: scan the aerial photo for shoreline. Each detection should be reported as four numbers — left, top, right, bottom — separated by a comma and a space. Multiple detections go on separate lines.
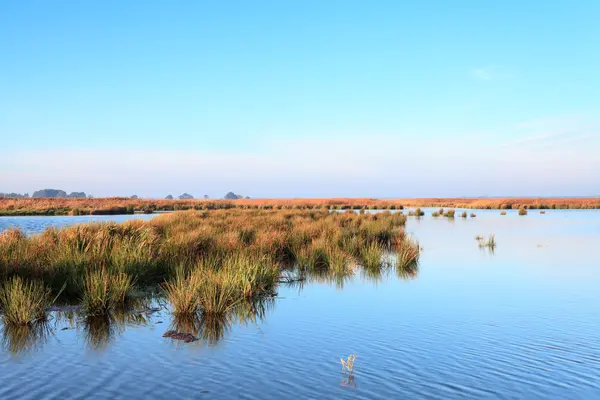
0, 197, 599, 216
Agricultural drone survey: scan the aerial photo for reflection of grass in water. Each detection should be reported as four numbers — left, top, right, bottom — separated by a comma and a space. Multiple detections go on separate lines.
83, 305, 151, 351
83, 315, 122, 351
1, 320, 52, 355
169, 295, 275, 346
340, 354, 357, 374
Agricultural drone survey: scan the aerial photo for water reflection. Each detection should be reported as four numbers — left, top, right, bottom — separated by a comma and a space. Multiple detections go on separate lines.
340, 374, 357, 389
1, 320, 52, 355
169, 296, 275, 346
2, 255, 419, 355
83, 315, 122, 351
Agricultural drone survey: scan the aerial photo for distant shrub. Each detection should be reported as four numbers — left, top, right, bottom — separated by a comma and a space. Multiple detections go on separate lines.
518, 207, 528, 216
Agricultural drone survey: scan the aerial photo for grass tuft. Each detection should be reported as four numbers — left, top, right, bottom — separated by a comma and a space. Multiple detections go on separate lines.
0, 276, 52, 325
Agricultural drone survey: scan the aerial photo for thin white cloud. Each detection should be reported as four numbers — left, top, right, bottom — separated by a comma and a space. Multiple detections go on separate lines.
493, 113, 600, 148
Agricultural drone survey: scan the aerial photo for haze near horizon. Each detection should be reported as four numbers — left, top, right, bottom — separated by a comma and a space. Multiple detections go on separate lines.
1, 1, 599, 198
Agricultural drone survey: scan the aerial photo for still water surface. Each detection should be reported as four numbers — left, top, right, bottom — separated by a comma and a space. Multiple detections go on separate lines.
1, 210, 599, 399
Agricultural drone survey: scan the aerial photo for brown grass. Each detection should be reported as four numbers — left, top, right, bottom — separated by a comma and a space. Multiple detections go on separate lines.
1, 196, 598, 216
0, 209, 409, 304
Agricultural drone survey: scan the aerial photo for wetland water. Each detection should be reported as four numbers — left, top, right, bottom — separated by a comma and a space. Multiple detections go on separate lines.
1, 210, 600, 399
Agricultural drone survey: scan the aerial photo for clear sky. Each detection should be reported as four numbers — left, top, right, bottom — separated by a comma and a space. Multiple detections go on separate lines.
1, 1, 599, 198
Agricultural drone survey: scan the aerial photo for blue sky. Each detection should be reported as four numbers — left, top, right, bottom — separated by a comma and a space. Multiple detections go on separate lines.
1, 1, 599, 198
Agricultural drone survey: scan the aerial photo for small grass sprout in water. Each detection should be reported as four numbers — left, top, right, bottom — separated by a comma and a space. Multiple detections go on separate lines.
460, 211, 467, 218
477, 234, 496, 250
340, 354, 357, 375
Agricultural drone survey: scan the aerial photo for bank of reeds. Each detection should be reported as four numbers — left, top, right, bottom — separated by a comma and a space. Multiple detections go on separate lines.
0, 209, 412, 316
2, 197, 599, 216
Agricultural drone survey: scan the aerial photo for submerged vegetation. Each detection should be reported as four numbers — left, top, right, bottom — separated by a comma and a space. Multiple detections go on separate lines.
0, 209, 418, 320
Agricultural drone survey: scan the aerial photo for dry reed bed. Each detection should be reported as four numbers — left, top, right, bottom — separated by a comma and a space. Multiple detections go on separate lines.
0, 209, 417, 322
1, 197, 599, 216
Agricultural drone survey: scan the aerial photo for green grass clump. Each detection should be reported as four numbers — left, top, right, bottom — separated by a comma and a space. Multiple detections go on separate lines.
460, 211, 467, 218
82, 270, 134, 316
197, 269, 241, 316
518, 207, 528, 216
395, 237, 420, 278
0, 276, 52, 325
431, 211, 440, 217
163, 266, 203, 316
360, 242, 384, 271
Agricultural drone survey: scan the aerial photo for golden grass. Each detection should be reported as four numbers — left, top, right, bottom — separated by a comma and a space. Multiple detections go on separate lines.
2, 196, 598, 216
82, 270, 134, 316
1, 209, 412, 315
0, 276, 52, 325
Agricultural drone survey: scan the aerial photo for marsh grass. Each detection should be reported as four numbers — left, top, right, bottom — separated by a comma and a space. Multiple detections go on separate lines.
360, 242, 384, 271
500, 211, 507, 215
0, 276, 52, 325
396, 236, 420, 278
82, 270, 134, 316
477, 234, 496, 250
163, 266, 203, 315
518, 207, 528, 216
460, 211, 467, 218
341, 354, 357, 375
443, 209, 456, 218
1, 209, 411, 315
470, 213, 476, 218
